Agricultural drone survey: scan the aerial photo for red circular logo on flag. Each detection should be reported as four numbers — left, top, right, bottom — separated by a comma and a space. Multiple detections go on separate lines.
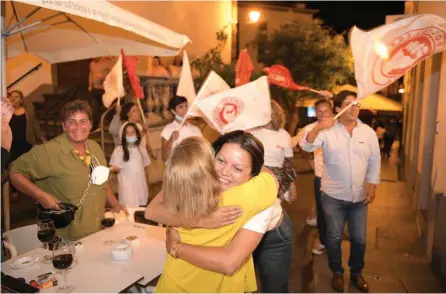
212, 97, 244, 128
372, 26, 446, 86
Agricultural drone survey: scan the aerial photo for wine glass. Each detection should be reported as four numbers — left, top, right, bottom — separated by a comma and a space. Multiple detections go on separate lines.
52, 241, 75, 293
101, 208, 116, 245
37, 219, 56, 264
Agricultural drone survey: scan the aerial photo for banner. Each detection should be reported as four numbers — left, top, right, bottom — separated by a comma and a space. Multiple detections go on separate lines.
235, 49, 254, 87
188, 71, 231, 117
176, 51, 196, 106
102, 55, 125, 108
121, 49, 144, 99
195, 76, 271, 134
351, 14, 446, 99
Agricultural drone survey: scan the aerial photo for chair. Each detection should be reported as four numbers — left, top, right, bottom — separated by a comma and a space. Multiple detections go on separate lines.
2, 224, 41, 257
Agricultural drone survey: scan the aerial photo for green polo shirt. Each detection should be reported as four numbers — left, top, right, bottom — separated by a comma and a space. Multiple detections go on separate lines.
10, 133, 108, 240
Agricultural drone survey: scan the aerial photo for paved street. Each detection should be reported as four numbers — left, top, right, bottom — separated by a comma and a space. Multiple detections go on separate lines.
3, 143, 444, 293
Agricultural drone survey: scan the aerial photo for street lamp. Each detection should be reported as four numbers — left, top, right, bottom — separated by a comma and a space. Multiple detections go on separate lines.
248, 10, 260, 23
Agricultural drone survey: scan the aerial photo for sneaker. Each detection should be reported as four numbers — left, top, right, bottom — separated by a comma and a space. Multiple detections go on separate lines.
312, 243, 325, 255
306, 217, 317, 226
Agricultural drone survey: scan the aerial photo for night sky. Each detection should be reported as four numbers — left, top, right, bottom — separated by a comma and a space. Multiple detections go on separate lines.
305, 1, 405, 35
261, 1, 405, 41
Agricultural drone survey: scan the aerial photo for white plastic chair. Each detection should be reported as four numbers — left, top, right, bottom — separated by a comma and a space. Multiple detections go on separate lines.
2, 224, 41, 257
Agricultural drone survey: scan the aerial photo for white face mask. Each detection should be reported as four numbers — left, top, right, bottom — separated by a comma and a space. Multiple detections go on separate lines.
126, 136, 138, 144
174, 114, 184, 122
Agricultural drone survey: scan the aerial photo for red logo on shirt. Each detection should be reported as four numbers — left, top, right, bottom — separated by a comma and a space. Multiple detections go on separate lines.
212, 97, 244, 128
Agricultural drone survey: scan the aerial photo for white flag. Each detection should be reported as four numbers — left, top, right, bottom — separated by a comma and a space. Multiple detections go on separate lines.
196, 76, 271, 134
176, 50, 196, 106
188, 71, 231, 117
102, 56, 125, 108
351, 14, 446, 99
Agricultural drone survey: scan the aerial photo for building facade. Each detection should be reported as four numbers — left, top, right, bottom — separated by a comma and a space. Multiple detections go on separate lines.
400, 1, 446, 286
237, 2, 316, 71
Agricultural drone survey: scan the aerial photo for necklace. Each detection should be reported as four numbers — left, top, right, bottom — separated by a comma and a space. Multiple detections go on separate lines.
73, 144, 92, 168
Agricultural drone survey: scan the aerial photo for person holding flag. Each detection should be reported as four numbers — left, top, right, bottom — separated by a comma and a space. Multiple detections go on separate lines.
160, 95, 202, 161
300, 90, 381, 293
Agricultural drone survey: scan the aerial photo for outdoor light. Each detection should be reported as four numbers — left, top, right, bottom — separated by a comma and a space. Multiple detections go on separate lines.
374, 41, 389, 60
399, 87, 405, 94
249, 11, 260, 23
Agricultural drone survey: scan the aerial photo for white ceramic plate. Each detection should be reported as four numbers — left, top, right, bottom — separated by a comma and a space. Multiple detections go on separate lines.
9, 256, 39, 269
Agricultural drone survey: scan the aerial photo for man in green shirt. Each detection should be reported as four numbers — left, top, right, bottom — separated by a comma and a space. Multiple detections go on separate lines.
10, 100, 126, 240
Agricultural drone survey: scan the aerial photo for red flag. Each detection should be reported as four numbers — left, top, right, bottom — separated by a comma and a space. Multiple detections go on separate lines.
235, 49, 254, 87
263, 65, 310, 91
121, 49, 144, 99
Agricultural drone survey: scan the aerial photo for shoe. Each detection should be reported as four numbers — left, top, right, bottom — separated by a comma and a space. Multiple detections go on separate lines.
312, 243, 325, 255
306, 217, 317, 226
331, 273, 344, 292
350, 274, 369, 293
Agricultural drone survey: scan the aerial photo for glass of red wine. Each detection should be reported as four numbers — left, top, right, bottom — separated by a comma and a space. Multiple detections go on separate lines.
101, 208, 116, 245
37, 219, 56, 264
52, 241, 75, 293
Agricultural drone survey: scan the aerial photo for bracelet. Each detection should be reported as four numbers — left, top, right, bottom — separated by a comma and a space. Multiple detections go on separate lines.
170, 242, 180, 258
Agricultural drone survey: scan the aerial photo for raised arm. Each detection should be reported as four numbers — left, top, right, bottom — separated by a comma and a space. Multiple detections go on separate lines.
167, 227, 263, 275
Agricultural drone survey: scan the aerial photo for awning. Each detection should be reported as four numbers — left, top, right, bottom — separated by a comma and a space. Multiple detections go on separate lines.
3, 0, 192, 64
298, 84, 402, 112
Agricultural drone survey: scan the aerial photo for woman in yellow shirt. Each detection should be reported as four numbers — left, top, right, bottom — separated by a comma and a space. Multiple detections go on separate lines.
145, 132, 278, 292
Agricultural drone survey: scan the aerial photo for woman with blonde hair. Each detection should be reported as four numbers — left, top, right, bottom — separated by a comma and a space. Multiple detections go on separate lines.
146, 133, 279, 292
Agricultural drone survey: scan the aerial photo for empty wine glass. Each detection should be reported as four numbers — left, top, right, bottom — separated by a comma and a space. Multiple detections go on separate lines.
101, 208, 115, 245
37, 219, 56, 264
52, 241, 75, 293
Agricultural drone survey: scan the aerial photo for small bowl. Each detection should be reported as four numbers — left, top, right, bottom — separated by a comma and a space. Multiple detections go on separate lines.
10, 256, 39, 269
110, 242, 133, 261
123, 234, 140, 248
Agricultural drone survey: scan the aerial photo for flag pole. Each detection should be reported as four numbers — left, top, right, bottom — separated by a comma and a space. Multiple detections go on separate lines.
333, 100, 358, 120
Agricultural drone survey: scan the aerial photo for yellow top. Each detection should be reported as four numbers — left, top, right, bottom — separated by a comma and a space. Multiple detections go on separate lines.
156, 172, 277, 293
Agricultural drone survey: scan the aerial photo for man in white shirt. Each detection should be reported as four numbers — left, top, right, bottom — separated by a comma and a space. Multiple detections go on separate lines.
298, 97, 333, 255
161, 96, 203, 161
300, 90, 381, 293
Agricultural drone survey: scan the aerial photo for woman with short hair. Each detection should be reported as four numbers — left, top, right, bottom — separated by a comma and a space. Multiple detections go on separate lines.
7, 90, 46, 164
10, 99, 126, 240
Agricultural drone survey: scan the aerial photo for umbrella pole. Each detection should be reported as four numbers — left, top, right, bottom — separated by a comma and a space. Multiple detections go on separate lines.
1, 1, 6, 98
1, 2, 11, 232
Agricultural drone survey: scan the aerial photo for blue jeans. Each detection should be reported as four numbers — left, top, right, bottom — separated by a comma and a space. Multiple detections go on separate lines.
314, 176, 327, 245
253, 210, 293, 293
321, 192, 367, 276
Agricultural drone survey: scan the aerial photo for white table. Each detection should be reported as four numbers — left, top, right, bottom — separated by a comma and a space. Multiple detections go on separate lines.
1, 223, 167, 292
79, 222, 167, 286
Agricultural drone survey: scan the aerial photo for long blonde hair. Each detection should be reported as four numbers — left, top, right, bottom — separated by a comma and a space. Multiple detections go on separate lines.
163, 137, 222, 219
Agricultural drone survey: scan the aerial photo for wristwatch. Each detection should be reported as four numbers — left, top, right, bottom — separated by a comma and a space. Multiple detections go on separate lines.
170, 242, 180, 258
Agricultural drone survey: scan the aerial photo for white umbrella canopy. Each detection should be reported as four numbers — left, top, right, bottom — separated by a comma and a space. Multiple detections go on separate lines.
3, 0, 191, 64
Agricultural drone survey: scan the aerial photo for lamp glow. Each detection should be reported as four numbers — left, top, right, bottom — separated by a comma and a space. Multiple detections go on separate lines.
399, 88, 405, 94
249, 11, 260, 23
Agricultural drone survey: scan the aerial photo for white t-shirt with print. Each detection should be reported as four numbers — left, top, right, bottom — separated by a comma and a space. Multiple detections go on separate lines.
160, 120, 203, 144
250, 128, 294, 167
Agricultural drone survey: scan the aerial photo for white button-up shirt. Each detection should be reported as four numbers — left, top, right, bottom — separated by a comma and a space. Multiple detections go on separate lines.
297, 122, 324, 177
299, 120, 381, 202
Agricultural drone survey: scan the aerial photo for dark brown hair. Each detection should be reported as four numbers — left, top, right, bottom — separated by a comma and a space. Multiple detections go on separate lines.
212, 130, 264, 177
120, 122, 142, 162
60, 99, 92, 122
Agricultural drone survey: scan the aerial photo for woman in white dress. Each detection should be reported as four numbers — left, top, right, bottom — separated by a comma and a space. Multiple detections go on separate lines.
110, 122, 151, 208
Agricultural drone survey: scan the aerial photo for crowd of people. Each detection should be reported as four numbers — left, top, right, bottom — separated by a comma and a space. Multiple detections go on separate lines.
1, 84, 382, 292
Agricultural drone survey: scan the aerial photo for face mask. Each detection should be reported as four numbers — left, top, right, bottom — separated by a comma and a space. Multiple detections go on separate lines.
174, 114, 184, 122
126, 136, 138, 144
